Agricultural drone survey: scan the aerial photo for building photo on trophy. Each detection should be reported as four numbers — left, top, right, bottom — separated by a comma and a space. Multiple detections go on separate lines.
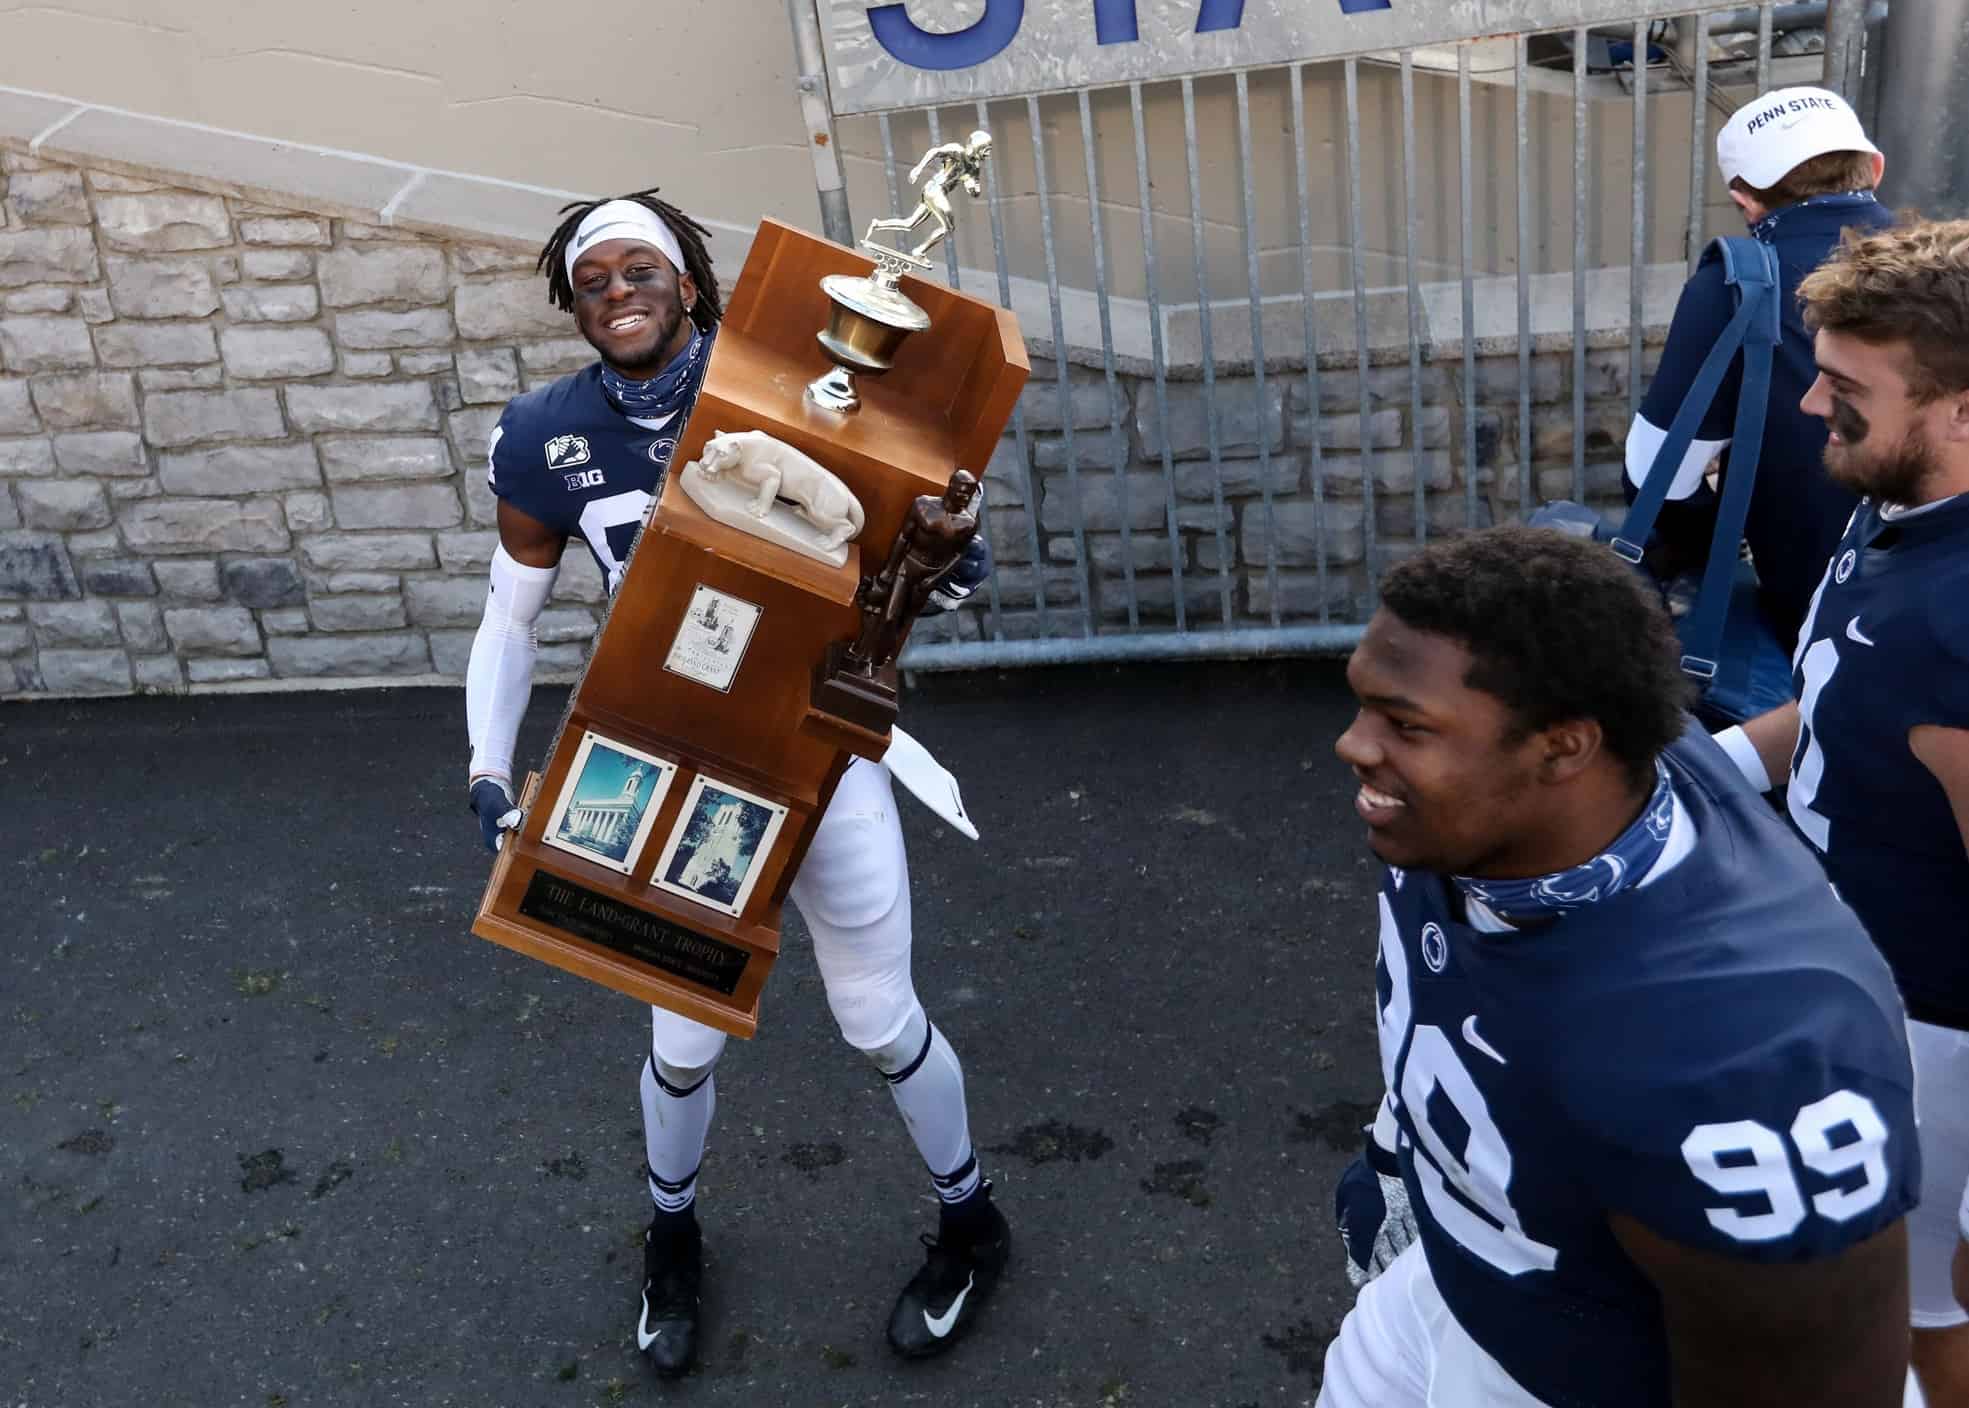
652, 775, 790, 917
541, 731, 677, 873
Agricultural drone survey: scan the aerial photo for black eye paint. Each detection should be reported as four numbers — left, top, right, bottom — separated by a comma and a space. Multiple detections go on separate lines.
1830, 395, 1869, 445
574, 267, 661, 301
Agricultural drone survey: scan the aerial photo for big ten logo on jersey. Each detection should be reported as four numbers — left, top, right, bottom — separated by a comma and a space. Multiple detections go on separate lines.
564, 468, 606, 491
545, 434, 591, 471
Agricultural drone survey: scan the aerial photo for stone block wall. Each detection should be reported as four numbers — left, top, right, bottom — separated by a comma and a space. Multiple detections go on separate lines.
0, 148, 607, 696
0, 146, 1651, 697
943, 349, 1637, 644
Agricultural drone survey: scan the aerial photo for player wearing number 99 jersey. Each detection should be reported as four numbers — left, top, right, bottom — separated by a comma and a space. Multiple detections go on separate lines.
1716, 218, 1969, 1404
1327, 527, 1918, 1408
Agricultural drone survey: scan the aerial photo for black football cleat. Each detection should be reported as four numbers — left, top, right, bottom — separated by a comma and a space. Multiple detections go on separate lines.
885, 1186, 1011, 1360
636, 1213, 702, 1379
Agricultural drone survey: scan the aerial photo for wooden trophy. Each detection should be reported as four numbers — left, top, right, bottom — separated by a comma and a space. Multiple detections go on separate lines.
471, 133, 1025, 1037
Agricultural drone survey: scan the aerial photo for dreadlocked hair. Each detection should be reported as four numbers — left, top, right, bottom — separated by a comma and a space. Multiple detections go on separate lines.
536, 187, 722, 329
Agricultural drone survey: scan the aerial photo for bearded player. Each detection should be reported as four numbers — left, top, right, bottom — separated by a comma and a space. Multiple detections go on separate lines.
1327, 526, 1918, 1407
461, 190, 1005, 1378
1714, 218, 1969, 1405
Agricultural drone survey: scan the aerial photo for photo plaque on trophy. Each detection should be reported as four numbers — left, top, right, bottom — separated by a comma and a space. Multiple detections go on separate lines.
470, 138, 1027, 1037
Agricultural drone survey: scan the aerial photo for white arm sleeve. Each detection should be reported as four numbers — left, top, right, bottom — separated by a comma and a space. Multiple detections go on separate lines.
1624, 412, 1730, 500
1711, 724, 1773, 794
1370, 1091, 1401, 1157
465, 545, 559, 791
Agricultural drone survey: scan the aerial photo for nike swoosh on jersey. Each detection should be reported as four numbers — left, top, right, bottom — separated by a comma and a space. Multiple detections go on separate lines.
1462, 1014, 1507, 1065
923, 1273, 975, 1338
1845, 616, 1876, 647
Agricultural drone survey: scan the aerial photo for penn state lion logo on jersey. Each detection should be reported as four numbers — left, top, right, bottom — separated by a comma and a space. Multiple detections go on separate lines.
1418, 923, 1448, 973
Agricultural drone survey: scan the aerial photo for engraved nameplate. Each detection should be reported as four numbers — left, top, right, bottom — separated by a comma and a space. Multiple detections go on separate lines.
518, 870, 750, 995
662, 584, 761, 693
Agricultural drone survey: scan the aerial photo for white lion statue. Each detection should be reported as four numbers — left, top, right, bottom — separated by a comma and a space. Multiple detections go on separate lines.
689, 430, 865, 558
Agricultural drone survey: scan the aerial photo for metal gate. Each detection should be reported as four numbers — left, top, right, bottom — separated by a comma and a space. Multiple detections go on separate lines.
784, 2, 1883, 672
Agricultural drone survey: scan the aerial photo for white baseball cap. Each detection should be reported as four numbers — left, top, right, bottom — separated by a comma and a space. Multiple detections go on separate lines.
1717, 86, 1879, 189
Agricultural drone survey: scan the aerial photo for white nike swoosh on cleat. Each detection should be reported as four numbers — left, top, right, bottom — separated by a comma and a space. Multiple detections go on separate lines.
1846, 616, 1876, 647
923, 1273, 975, 1339
1462, 1014, 1507, 1065
637, 1291, 661, 1351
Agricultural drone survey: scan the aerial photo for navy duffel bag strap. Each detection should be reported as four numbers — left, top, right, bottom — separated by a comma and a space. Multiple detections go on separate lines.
1676, 236, 1780, 684
1612, 236, 1770, 563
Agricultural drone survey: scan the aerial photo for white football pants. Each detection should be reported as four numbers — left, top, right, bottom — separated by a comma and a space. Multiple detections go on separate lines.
1320, 1244, 1929, 1408
1908, 1019, 1969, 1330
647, 757, 920, 1069
640, 757, 975, 1202
1317, 1244, 1548, 1408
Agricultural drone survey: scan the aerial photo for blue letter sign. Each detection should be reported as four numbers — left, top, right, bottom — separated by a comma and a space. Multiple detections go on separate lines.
871, 1, 1392, 67
866, 0, 1027, 70
1194, 0, 1246, 32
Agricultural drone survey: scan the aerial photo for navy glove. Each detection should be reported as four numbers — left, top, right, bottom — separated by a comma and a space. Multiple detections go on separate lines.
927, 533, 992, 613
1335, 1127, 1415, 1288
469, 777, 523, 854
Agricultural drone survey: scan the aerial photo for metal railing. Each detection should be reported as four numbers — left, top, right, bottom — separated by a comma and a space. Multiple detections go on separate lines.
790, 3, 1875, 672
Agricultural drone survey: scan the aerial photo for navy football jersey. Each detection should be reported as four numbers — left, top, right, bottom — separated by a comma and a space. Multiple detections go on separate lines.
1376, 729, 1916, 1407
1788, 495, 1969, 1030
487, 354, 707, 589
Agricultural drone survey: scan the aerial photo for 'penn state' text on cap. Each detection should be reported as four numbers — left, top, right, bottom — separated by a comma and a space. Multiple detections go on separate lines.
1716, 85, 1880, 190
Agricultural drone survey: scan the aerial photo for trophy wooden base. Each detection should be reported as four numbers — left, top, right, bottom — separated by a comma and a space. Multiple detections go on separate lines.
472, 773, 778, 1038
811, 642, 900, 733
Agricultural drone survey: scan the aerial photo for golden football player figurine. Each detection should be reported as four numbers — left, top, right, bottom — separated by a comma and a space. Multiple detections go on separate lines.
862, 131, 993, 264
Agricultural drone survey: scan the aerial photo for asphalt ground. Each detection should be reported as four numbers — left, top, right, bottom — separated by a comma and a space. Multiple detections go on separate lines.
2, 659, 1386, 1408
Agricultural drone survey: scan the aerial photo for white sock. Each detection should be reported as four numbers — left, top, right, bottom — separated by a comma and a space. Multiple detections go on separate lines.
884, 1021, 982, 1204
640, 1058, 715, 1214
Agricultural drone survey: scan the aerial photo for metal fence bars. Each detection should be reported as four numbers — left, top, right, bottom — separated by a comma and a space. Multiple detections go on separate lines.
797, 3, 1870, 672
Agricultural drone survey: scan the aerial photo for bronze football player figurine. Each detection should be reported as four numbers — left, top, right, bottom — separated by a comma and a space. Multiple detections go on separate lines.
846, 469, 982, 673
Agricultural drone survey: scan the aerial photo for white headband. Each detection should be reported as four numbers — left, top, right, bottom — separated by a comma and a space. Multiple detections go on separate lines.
565, 200, 688, 283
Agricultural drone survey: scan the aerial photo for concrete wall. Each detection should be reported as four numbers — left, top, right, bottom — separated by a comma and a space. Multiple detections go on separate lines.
0, 11, 1771, 697
0, 7, 1824, 303
0, 1, 818, 233
0, 145, 1672, 700
845, 56, 1764, 303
